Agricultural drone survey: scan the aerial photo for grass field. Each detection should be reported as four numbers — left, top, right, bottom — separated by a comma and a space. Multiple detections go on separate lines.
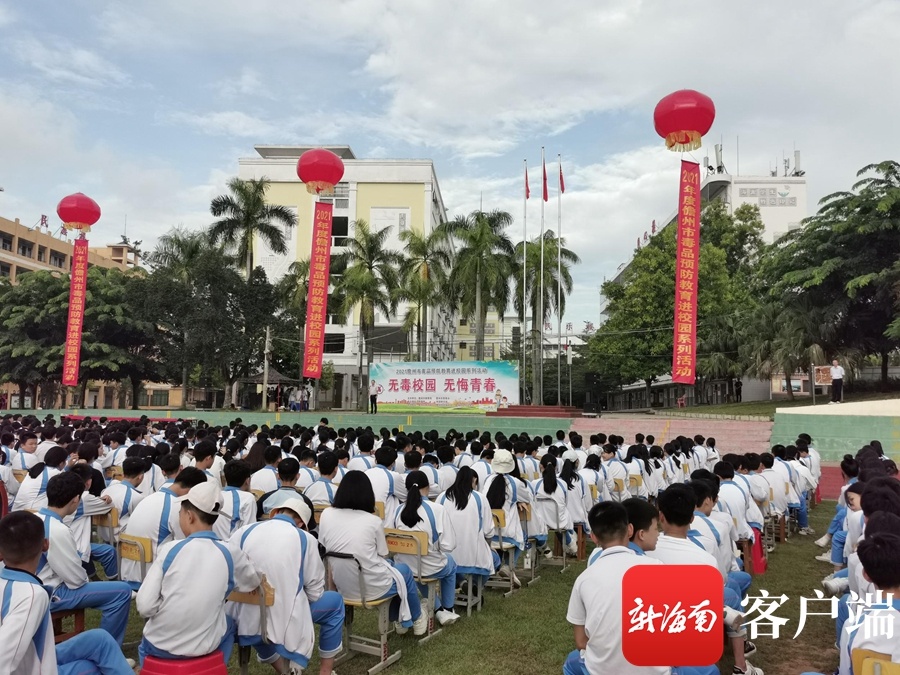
673, 391, 900, 419
86, 502, 840, 675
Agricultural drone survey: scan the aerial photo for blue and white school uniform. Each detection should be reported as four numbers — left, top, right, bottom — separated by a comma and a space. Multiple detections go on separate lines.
333, 464, 348, 484
565, 473, 592, 529
625, 460, 650, 499
303, 478, 337, 507
437, 463, 459, 492
101, 480, 145, 541
601, 457, 629, 502
578, 467, 610, 504
11, 467, 60, 512
391, 500, 457, 609
416, 464, 441, 498
453, 451, 474, 469
250, 466, 280, 493
522, 455, 541, 481
437, 490, 497, 581
481, 474, 532, 562
66, 492, 114, 568
364, 465, 406, 527
100, 447, 128, 471
13, 450, 38, 471
120, 487, 183, 588
346, 454, 375, 473
0, 463, 20, 502
531, 478, 574, 546
136, 531, 261, 662
472, 460, 493, 489
295, 466, 320, 492
214, 486, 257, 541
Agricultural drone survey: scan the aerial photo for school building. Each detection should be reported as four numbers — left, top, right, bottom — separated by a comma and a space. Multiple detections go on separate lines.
238, 145, 457, 410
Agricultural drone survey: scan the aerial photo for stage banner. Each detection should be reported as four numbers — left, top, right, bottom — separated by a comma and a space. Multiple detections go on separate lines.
672, 160, 701, 385
302, 202, 334, 379
370, 361, 520, 412
62, 238, 89, 387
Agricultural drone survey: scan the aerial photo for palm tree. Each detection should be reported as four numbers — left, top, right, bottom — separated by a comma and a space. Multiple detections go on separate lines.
514, 230, 579, 403
440, 210, 516, 362
398, 228, 452, 361
334, 219, 402, 409
209, 177, 296, 278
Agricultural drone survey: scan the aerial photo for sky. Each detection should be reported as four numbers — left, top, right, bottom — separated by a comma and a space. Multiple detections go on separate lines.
1, 0, 899, 330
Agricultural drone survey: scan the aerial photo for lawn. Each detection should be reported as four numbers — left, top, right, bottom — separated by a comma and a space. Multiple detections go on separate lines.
673, 391, 900, 419
88, 502, 840, 675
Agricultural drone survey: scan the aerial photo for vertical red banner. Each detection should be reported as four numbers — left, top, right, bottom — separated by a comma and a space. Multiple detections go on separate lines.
302, 202, 334, 379
62, 238, 89, 387
672, 160, 701, 385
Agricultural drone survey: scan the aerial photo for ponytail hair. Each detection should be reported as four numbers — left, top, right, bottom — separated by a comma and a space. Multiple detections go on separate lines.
541, 455, 558, 494
29, 446, 68, 477
400, 471, 429, 528
559, 459, 577, 490
486, 472, 507, 509
447, 466, 476, 511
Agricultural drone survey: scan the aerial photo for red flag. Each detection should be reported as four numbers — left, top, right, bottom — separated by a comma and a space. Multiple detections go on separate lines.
302, 202, 335, 379
559, 162, 565, 194
525, 163, 530, 199
542, 157, 549, 202
672, 160, 701, 385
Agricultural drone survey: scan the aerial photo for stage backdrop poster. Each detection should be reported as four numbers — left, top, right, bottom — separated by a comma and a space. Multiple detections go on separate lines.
369, 361, 520, 412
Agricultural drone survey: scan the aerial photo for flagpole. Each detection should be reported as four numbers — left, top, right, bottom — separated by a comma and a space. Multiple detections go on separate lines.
539, 146, 545, 406
522, 159, 528, 406
557, 153, 563, 406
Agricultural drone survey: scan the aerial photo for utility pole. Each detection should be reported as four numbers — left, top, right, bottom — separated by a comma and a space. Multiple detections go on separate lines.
261, 325, 272, 411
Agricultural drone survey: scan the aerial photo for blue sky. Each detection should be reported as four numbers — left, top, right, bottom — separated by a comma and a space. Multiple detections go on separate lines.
1, 0, 899, 329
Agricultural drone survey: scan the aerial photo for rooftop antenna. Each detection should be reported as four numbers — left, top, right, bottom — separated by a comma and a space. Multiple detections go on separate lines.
793, 149, 805, 176
736, 136, 740, 176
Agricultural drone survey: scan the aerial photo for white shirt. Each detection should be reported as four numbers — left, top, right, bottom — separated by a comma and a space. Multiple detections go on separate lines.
830, 365, 845, 379
101, 480, 146, 540
480, 474, 532, 550
318, 508, 395, 601
67, 492, 113, 563
303, 478, 337, 506
760, 468, 790, 515
136, 464, 167, 495
531, 478, 572, 533
690, 512, 733, 580
137, 531, 260, 658
121, 487, 184, 586
346, 455, 375, 473
295, 466, 320, 492
35, 509, 90, 591
0, 568, 57, 675
436, 489, 495, 575
717, 480, 754, 541
369, 382, 379, 396
250, 466, 280, 494
364, 465, 407, 527
646, 533, 719, 571
602, 458, 629, 501
214, 487, 257, 540
471, 460, 493, 489
837, 599, 900, 674
391, 500, 455, 577
566, 547, 669, 675
437, 464, 459, 492
12, 468, 60, 513
0, 464, 20, 502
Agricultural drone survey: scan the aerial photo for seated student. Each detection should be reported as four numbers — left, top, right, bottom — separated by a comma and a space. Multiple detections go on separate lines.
346, 434, 377, 472
560, 454, 593, 533
12, 446, 69, 512
648, 484, 761, 675
587, 497, 659, 565
471, 444, 493, 487
120, 467, 207, 589
482, 449, 534, 587
64, 464, 115, 580
11, 431, 39, 470
564, 502, 666, 675
600, 443, 629, 502
214, 460, 256, 541
759, 452, 790, 518
0, 511, 136, 675
304, 451, 340, 507
131, 445, 165, 495
0, 447, 20, 504
319, 470, 428, 636
364, 447, 408, 527
250, 446, 282, 493
331, 447, 349, 484
771, 445, 812, 535
532, 455, 577, 557
403, 450, 440, 498
75, 444, 108, 498
578, 453, 610, 505
35, 472, 133, 645
295, 450, 320, 491
435, 446, 460, 492
624, 446, 651, 500
391, 471, 460, 626
136, 480, 261, 664
101, 456, 147, 541
100, 432, 128, 471
156, 452, 183, 490
231, 491, 344, 675
256, 457, 304, 519
189, 440, 223, 486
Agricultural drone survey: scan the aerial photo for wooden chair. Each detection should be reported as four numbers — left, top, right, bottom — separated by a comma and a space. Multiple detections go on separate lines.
628, 475, 643, 491
118, 533, 153, 585
324, 552, 402, 675
12, 469, 27, 483
227, 577, 275, 675
737, 538, 753, 576
384, 529, 442, 644
250, 489, 266, 500
374, 502, 385, 520
612, 478, 626, 502
853, 648, 894, 675
589, 484, 599, 502
538, 498, 571, 574
486, 509, 517, 597
105, 465, 124, 481
92, 508, 120, 546
51, 608, 85, 644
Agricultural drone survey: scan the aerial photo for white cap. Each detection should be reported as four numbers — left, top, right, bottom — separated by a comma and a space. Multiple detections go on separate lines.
562, 449, 580, 466
264, 490, 312, 526
492, 449, 516, 474
176, 480, 222, 516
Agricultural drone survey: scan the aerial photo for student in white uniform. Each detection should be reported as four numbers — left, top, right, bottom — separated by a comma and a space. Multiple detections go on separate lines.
318, 471, 428, 635
624, 446, 651, 500
0, 511, 136, 675
578, 454, 610, 505
391, 471, 460, 625
482, 449, 533, 587
133, 447, 166, 495
190, 440, 224, 487
101, 456, 146, 541
364, 447, 407, 527
63, 464, 116, 580
471, 445, 493, 488
0, 450, 20, 503
601, 444, 629, 502
249, 446, 282, 493
304, 451, 340, 507
346, 434, 376, 472
36, 472, 133, 645
215, 459, 256, 540
12, 447, 68, 512
12, 431, 39, 470
435, 446, 460, 492
100, 432, 128, 472
120, 467, 207, 590
563, 501, 667, 675
295, 451, 321, 491
137, 479, 261, 664
231, 492, 345, 675
532, 455, 576, 556
403, 450, 440, 498
560, 453, 593, 531
453, 439, 475, 468
714, 461, 755, 542
437, 465, 499, 587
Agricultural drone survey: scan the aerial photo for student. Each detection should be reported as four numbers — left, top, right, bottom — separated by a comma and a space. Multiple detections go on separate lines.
250, 446, 282, 493
624, 445, 651, 500
364, 447, 407, 527
586, 498, 659, 566
12, 431, 39, 471
100, 432, 128, 471
136, 480, 261, 664
560, 455, 592, 533
436, 446, 460, 492
64, 464, 116, 580
101, 455, 147, 541
533, 455, 576, 557
471, 444, 493, 488
346, 434, 376, 472
304, 451, 340, 507
482, 449, 533, 586
563, 502, 666, 675
759, 452, 790, 518
453, 438, 475, 468
215, 459, 257, 541
120, 467, 207, 589
392, 471, 460, 626
12, 446, 69, 512
403, 450, 440, 498
600, 443, 629, 502
437, 466, 499, 588
295, 450, 321, 491
0, 511, 136, 675
36, 472, 133, 645
714, 461, 755, 542
191, 440, 224, 485
0, 447, 20, 503
231, 491, 345, 675
579, 453, 611, 505
318, 471, 428, 635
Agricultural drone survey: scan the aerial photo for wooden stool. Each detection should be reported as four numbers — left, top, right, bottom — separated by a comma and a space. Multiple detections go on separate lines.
51, 609, 85, 644
737, 539, 753, 576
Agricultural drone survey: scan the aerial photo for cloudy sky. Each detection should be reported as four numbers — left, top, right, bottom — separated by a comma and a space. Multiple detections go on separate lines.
1, 0, 898, 328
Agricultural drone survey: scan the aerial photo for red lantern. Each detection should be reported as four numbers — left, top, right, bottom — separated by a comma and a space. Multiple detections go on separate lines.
297, 149, 345, 195
653, 90, 716, 152
57, 193, 101, 235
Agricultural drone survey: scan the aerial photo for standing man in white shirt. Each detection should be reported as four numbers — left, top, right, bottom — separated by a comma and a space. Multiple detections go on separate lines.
829, 358, 845, 404
368, 379, 379, 415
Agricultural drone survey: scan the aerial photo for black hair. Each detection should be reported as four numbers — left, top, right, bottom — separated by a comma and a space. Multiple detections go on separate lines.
861, 488, 900, 518
559, 458, 577, 490
399, 471, 429, 528
332, 470, 376, 513
404, 450, 422, 470
122, 457, 146, 479
46, 472, 85, 508
317, 451, 338, 476
375, 446, 398, 468
182, 500, 219, 526
158, 453, 182, 476
690, 479, 718, 508
174, 467, 208, 489
713, 461, 735, 480
856, 533, 900, 590
540, 454, 558, 494
585, 454, 602, 471
28, 446, 69, 479
224, 460, 252, 488
622, 497, 659, 534
841, 454, 860, 479
192, 440, 217, 463
446, 466, 477, 510
587, 501, 629, 544
486, 472, 508, 510
263, 445, 282, 465
68, 463, 92, 486
657, 484, 696, 527
0, 511, 45, 565
278, 457, 300, 481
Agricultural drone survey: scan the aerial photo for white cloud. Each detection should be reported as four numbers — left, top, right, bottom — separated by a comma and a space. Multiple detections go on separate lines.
161, 110, 282, 139
10, 36, 130, 88
0, 4, 15, 27
216, 67, 272, 100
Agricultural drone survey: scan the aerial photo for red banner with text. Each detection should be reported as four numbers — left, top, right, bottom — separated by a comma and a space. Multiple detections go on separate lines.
62, 238, 89, 387
672, 161, 701, 385
302, 202, 334, 379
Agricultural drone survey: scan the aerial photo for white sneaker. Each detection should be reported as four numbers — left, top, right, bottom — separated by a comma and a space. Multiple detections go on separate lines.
723, 606, 744, 632
823, 577, 849, 597
125, 658, 136, 669
815, 534, 832, 548
565, 541, 578, 557
497, 564, 511, 579
542, 548, 554, 560
815, 553, 834, 563
799, 527, 814, 536
733, 661, 764, 675
435, 608, 460, 625
395, 621, 409, 635
412, 600, 429, 636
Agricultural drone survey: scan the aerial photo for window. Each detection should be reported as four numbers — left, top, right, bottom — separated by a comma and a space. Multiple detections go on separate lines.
0, 263, 9, 278
459, 318, 467, 327
459, 341, 467, 349
17, 239, 33, 258
50, 251, 66, 268
332, 216, 349, 247
319, 183, 350, 209
324, 333, 345, 354
37, 246, 46, 263
484, 322, 496, 335
0, 235, 11, 251
139, 389, 170, 407
468, 344, 494, 358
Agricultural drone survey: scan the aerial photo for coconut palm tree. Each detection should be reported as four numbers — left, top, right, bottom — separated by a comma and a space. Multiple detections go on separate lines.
398, 228, 452, 361
208, 177, 296, 278
440, 210, 516, 361
334, 219, 402, 408
513, 230, 579, 403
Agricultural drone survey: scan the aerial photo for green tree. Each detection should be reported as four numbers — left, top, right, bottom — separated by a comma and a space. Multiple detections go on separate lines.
440, 210, 516, 362
700, 201, 765, 278
398, 228, 452, 361
209, 177, 297, 278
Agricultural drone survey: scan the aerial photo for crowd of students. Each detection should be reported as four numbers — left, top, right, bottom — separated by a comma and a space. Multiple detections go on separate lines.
0, 413, 896, 674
